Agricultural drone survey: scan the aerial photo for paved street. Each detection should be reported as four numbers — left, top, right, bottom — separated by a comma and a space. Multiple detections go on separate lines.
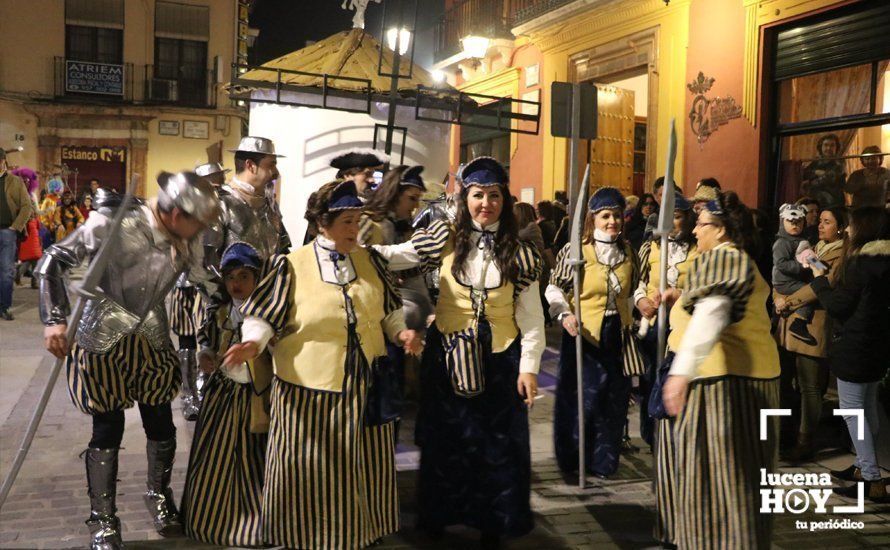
1, 283, 889, 549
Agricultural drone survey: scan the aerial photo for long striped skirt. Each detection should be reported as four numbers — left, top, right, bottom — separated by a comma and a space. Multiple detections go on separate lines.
674, 375, 780, 550
416, 322, 533, 537
66, 334, 179, 414
653, 417, 677, 546
263, 350, 399, 549
181, 372, 266, 547
169, 285, 206, 338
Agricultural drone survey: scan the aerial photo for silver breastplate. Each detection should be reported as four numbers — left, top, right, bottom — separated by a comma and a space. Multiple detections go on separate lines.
220, 189, 285, 259
77, 214, 186, 352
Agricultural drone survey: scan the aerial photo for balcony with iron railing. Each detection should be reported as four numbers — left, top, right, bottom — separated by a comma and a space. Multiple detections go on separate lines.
510, 0, 577, 26
434, 0, 514, 62
53, 57, 217, 109
434, 0, 583, 61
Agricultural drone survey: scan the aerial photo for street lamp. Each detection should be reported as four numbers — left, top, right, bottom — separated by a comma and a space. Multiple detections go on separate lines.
431, 69, 445, 83
386, 27, 411, 55
461, 35, 490, 59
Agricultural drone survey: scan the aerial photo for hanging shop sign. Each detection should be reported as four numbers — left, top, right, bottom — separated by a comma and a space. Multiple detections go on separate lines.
688, 71, 742, 146
61, 146, 127, 163
65, 60, 124, 96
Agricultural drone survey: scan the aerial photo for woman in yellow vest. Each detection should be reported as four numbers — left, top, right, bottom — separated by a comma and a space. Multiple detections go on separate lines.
634, 193, 697, 547
181, 242, 268, 547
358, 165, 433, 428
546, 187, 641, 480
373, 157, 545, 548
223, 180, 422, 549
634, 192, 697, 451
661, 191, 780, 550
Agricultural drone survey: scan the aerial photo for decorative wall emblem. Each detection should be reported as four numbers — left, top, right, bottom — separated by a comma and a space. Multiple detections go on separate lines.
688, 72, 742, 146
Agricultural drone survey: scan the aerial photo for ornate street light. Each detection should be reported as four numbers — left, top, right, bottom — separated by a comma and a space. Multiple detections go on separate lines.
386, 27, 411, 55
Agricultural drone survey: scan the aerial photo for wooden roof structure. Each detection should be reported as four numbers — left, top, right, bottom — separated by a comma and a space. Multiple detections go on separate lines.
239, 28, 443, 94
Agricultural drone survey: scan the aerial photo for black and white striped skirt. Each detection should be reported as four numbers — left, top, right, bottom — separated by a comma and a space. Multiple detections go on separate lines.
263, 347, 399, 549
181, 372, 266, 547
674, 375, 780, 550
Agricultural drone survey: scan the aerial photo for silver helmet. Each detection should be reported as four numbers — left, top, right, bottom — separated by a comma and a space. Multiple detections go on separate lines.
157, 171, 221, 225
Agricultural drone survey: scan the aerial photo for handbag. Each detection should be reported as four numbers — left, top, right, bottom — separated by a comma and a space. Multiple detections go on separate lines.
621, 326, 646, 377
647, 352, 675, 420
365, 343, 405, 426
17, 218, 42, 262
443, 327, 485, 397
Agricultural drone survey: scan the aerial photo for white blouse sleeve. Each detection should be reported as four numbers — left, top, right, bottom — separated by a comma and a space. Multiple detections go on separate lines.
544, 283, 572, 319
241, 316, 275, 353
669, 295, 732, 378
371, 241, 422, 271
515, 280, 546, 374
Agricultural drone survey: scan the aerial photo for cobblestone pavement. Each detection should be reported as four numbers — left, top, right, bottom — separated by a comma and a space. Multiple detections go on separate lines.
1, 283, 889, 549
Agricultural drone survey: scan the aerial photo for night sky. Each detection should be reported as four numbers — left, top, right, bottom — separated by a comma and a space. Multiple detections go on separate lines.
249, 0, 444, 68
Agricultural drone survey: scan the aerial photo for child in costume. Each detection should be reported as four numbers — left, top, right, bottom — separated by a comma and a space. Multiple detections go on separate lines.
181, 242, 269, 547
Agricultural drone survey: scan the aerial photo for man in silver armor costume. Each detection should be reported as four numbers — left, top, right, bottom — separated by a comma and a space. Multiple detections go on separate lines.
36, 172, 220, 550
171, 162, 231, 421
205, 137, 290, 263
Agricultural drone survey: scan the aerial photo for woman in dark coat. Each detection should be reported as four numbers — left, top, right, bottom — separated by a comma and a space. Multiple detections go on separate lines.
807, 206, 890, 502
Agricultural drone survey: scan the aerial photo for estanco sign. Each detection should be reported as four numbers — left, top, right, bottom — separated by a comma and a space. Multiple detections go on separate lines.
61, 146, 126, 164
65, 60, 124, 96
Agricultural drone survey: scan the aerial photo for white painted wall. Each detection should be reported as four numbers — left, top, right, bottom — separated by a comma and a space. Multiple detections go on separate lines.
249, 89, 452, 242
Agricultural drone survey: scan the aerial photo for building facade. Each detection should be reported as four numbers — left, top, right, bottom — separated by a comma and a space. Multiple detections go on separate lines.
434, 0, 890, 209
0, 0, 245, 198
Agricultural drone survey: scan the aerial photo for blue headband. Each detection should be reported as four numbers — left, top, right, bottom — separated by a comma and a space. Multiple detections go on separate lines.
401, 165, 427, 190
221, 242, 261, 272
588, 187, 626, 213
460, 156, 508, 188
328, 180, 364, 211
704, 199, 724, 216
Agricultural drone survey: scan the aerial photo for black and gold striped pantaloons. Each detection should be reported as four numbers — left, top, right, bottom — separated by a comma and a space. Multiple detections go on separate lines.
674, 376, 780, 550
66, 334, 179, 414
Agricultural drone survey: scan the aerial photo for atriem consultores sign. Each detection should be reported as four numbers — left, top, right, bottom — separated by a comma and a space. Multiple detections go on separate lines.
65, 60, 124, 96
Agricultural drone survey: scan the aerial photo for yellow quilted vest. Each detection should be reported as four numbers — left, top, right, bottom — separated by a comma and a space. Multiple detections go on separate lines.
571, 242, 634, 347
434, 235, 518, 353
645, 240, 698, 299
273, 245, 386, 392
668, 267, 779, 380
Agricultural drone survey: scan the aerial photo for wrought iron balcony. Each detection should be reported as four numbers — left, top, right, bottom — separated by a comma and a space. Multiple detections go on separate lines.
434, 0, 514, 62
510, 0, 577, 26
53, 57, 218, 108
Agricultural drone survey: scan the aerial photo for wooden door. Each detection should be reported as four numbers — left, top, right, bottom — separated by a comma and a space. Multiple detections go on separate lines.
584, 84, 635, 197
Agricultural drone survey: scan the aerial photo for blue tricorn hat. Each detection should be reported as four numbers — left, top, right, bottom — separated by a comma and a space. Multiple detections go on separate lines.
401, 165, 426, 190
460, 156, 508, 187
328, 180, 364, 211
221, 242, 261, 272
588, 186, 626, 213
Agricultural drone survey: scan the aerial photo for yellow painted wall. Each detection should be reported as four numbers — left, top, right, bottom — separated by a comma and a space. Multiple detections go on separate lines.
0, 100, 39, 169
528, 0, 690, 200
0, 0, 65, 96
144, 112, 241, 199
